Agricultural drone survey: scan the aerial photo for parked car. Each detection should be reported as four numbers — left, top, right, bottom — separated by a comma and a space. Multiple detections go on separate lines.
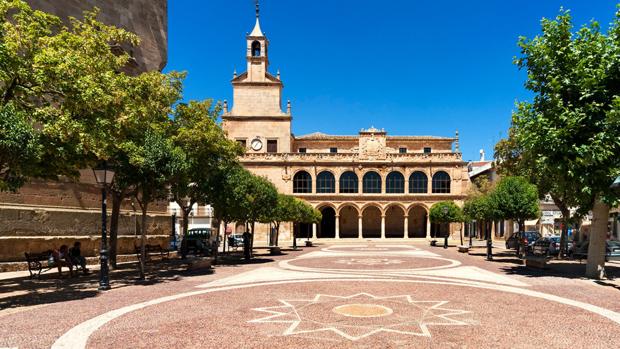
532, 236, 573, 256
180, 228, 215, 258
227, 234, 244, 249
571, 240, 620, 261
506, 231, 541, 257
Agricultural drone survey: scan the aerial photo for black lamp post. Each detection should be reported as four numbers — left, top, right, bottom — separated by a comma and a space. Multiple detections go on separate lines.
443, 206, 449, 249
93, 161, 115, 291
486, 221, 493, 261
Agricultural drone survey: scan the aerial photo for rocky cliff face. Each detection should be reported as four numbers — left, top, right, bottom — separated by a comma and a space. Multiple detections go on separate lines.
25, 0, 168, 72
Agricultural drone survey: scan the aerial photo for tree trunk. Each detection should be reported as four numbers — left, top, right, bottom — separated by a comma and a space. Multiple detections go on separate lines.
558, 207, 570, 258
274, 222, 280, 247
139, 203, 148, 280
459, 222, 463, 246
518, 219, 525, 233
109, 189, 124, 269
585, 199, 610, 279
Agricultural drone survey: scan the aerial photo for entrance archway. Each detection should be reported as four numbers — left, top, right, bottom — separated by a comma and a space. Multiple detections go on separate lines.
385, 205, 405, 238
338, 205, 358, 238
318, 206, 336, 238
362, 206, 381, 238
408, 206, 427, 238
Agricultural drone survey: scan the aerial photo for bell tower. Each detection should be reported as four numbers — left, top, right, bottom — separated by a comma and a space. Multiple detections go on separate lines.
222, 1, 292, 153
246, 3, 269, 82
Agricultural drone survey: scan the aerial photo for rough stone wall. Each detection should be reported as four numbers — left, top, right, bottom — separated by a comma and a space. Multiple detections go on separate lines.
25, 0, 168, 72
1, 1, 169, 262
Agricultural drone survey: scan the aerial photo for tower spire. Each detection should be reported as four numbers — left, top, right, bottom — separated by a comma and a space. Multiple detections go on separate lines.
250, 0, 264, 37
256, 0, 259, 18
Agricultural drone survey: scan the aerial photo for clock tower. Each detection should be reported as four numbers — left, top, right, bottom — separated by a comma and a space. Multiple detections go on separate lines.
222, 2, 292, 154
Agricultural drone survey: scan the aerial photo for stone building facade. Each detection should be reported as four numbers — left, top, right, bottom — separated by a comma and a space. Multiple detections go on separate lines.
0, 1, 170, 263
222, 12, 469, 242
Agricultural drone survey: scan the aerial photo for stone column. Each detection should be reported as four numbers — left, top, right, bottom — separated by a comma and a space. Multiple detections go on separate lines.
358, 215, 363, 239
381, 214, 386, 239
404, 216, 409, 239
426, 219, 432, 239
312, 223, 317, 239
335, 215, 340, 239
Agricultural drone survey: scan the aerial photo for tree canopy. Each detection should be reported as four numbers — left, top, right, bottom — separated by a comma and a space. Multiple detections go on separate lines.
429, 201, 464, 224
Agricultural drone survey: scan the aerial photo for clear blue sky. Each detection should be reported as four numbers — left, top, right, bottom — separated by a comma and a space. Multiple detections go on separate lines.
166, 0, 619, 161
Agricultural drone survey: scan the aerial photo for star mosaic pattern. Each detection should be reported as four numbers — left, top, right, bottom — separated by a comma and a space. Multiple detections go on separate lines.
249, 293, 472, 341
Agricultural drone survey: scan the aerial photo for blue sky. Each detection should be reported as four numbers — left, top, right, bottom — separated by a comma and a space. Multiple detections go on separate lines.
166, 1, 619, 161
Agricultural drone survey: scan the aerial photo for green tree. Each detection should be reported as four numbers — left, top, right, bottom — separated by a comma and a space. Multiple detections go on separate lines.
107, 71, 184, 267
266, 194, 298, 247
0, 104, 40, 191
508, 8, 620, 277
168, 100, 243, 242
114, 128, 184, 279
488, 177, 539, 233
0, 1, 140, 184
429, 201, 464, 241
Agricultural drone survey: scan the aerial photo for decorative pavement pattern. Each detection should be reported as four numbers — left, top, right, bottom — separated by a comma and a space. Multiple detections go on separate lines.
249, 292, 471, 340
1, 243, 619, 348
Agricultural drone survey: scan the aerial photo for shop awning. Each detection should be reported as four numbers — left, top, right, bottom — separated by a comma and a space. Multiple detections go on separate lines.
524, 219, 539, 226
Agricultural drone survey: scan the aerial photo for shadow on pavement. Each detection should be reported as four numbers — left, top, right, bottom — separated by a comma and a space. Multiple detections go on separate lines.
0, 259, 212, 311
499, 262, 620, 280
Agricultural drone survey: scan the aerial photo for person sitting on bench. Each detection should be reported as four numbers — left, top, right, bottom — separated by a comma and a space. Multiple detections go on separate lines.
51, 245, 73, 277
69, 241, 89, 274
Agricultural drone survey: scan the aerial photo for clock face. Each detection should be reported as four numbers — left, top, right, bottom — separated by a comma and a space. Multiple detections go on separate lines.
251, 138, 263, 151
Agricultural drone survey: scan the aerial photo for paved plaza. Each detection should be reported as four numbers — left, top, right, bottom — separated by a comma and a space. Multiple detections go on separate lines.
1, 243, 619, 348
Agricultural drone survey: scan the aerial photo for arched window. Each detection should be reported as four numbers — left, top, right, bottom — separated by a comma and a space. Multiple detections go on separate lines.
432, 171, 451, 194
339, 171, 358, 193
293, 171, 312, 193
363, 171, 381, 193
409, 171, 428, 194
316, 171, 335, 193
385, 171, 404, 193
251, 41, 261, 57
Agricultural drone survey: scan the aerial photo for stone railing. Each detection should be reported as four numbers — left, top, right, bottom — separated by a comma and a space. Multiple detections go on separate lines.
240, 152, 464, 164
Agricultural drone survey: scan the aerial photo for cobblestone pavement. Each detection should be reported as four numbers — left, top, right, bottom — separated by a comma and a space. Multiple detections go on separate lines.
1, 242, 619, 348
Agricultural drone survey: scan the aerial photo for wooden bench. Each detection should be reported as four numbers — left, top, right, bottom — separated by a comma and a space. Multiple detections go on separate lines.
25, 251, 54, 278
457, 245, 469, 253
135, 244, 169, 262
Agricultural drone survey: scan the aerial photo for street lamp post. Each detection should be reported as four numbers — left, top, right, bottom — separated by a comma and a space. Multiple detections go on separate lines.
442, 206, 449, 249
93, 161, 115, 291
486, 221, 493, 261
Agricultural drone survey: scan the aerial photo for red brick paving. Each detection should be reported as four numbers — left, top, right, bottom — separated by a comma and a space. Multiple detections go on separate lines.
0, 243, 618, 349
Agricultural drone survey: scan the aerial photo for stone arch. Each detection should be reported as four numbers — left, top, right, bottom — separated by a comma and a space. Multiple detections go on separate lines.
385, 204, 405, 238
362, 171, 382, 193
362, 205, 381, 238
316, 171, 336, 193
316, 202, 337, 212
318, 206, 336, 238
339, 171, 359, 193
409, 171, 429, 194
386, 171, 405, 193
251, 40, 261, 56
360, 202, 383, 215
431, 170, 451, 194
293, 170, 312, 193
407, 205, 428, 238
338, 204, 359, 238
